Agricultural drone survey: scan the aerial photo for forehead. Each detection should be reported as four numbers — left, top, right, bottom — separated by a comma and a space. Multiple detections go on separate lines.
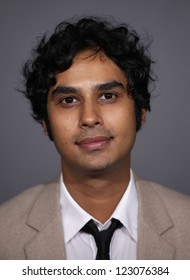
55, 50, 127, 86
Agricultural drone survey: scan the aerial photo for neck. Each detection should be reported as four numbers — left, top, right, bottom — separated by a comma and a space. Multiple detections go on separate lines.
61, 162, 131, 223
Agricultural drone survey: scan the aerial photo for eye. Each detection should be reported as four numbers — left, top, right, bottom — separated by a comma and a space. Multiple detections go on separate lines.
99, 92, 117, 100
62, 96, 78, 103
59, 96, 79, 107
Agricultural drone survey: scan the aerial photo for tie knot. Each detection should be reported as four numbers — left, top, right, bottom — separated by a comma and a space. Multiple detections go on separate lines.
80, 218, 123, 259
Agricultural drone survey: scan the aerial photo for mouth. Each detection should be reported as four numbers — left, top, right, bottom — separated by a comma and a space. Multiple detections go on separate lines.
76, 136, 113, 151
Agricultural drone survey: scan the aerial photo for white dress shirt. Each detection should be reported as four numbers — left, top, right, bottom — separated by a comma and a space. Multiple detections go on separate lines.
60, 170, 138, 259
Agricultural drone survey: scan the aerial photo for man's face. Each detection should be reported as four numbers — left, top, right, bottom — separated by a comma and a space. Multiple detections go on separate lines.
44, 51, 144, 176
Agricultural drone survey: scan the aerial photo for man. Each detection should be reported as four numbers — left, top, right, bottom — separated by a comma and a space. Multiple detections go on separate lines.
0, 17, 190, 260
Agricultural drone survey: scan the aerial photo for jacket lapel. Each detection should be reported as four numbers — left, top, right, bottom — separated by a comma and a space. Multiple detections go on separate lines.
23, 174, 176, 259
135, 174, 175, 259
24, 180, 66, 259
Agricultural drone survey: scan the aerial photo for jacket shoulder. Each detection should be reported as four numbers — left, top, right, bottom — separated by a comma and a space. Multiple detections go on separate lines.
0, 184, 46, 216
0, 180, 58, 259
135, 175, 190, 259
142, 178, 190, 209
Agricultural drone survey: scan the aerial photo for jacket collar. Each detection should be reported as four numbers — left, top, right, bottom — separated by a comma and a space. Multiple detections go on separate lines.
24, 174, 175, 259
134, 174, 175, 259
24, 179, 66, 259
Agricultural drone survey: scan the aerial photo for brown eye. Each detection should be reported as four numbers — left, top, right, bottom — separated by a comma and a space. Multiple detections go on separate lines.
59, 96, 79, 107
100, 93, 117, 100
62, 97, 77, 103
61, 96, 77, 104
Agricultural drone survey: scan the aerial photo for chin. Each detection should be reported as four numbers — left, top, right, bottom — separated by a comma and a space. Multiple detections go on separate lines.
81, 161, 116, 176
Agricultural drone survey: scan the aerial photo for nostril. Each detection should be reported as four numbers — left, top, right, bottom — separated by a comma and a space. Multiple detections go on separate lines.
82, 121, 100, 128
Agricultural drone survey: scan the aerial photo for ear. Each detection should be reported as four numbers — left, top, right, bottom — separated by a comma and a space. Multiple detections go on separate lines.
141, 109, 147, 125
42, 120, 48, 136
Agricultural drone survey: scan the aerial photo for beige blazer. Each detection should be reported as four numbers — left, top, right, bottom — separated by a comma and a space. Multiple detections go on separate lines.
0, 174, 190, 259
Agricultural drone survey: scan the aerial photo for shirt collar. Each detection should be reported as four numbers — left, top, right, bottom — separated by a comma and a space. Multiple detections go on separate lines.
110, 170, 138, 241
60, 169, 138, 243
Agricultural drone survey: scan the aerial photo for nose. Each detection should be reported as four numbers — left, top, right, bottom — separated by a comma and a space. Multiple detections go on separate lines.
79, 100, 103, 129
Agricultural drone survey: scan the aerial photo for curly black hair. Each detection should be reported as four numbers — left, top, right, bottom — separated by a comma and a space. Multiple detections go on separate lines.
22, 17, 154, 140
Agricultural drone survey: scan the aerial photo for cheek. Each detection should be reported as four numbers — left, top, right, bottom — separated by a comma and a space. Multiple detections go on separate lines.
105, 105, 136, 135
48, 114, 74, 146
48, 106, 77, 130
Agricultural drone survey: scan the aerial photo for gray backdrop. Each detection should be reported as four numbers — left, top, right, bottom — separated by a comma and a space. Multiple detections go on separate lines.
0, 0, 190, 203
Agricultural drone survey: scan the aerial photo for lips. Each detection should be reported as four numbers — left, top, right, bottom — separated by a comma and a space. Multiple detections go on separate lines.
77, 136, 112, 151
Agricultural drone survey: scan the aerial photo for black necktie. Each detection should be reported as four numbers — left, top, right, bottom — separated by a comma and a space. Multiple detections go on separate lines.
80, 218, 123, 259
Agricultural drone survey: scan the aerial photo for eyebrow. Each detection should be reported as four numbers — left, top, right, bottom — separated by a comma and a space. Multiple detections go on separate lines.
95, 81, 125, 91
51, 86, 78, 96
51, 80, 125, 97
